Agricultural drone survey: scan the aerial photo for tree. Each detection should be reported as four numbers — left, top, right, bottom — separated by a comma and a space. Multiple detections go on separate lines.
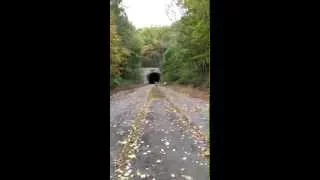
161, 0, 210, 87
110, 0, 143, 88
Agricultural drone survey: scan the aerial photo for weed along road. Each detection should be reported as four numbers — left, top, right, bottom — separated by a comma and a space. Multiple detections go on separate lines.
110, 85, 210, 180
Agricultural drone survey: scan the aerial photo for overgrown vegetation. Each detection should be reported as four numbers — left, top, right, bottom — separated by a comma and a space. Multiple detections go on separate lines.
162, 0, 210, 87
110, 0, 143, 89
110, 0, 210, 89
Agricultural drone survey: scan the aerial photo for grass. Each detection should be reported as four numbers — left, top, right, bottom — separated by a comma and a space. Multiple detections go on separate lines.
110, 79, 145, 95
166, 84, 209, 101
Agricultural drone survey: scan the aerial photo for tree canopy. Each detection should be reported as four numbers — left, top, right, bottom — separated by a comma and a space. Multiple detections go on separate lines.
110, 0, 210, 89
110, 0, 143, 88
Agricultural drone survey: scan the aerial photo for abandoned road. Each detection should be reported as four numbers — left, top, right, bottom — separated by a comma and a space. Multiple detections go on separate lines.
110, 85, 209, 180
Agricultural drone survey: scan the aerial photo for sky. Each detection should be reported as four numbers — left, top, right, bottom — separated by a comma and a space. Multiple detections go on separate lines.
122, 0, 183, 29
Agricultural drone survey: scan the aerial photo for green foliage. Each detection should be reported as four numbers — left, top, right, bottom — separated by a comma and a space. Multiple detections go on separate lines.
137, 26, 171, 67
110, 0, 210, 88
161, 0, 210, 87
110, 0, 143, 89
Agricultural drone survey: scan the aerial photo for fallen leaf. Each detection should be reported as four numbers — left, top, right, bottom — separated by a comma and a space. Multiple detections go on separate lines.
118, 141, 127, 145
128, 154, 136, 159
181, 175, 193, 180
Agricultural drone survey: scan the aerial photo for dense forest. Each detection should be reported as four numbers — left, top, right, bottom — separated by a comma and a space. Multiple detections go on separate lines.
110, 0, 209, 89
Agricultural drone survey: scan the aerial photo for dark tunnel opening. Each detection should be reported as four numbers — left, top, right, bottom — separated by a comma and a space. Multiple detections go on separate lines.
147, 72, 160, 84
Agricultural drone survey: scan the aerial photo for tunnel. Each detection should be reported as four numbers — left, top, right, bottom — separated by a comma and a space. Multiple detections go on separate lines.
147, 72, 160, 84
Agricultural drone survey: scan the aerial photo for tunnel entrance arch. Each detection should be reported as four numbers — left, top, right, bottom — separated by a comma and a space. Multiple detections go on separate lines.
147, 72, 160, 84
141, 68, 161, 84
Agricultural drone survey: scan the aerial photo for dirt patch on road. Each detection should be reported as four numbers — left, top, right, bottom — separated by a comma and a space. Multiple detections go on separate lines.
149, 86, 165, 99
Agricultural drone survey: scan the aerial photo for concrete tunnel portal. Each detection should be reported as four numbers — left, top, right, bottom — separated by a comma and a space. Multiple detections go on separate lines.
142, 68, 161, 84
141, 67, 161, 84
147, 72, 160, 84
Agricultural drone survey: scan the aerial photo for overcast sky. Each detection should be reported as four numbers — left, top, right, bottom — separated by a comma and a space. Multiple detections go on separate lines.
122, 0, 183, 29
